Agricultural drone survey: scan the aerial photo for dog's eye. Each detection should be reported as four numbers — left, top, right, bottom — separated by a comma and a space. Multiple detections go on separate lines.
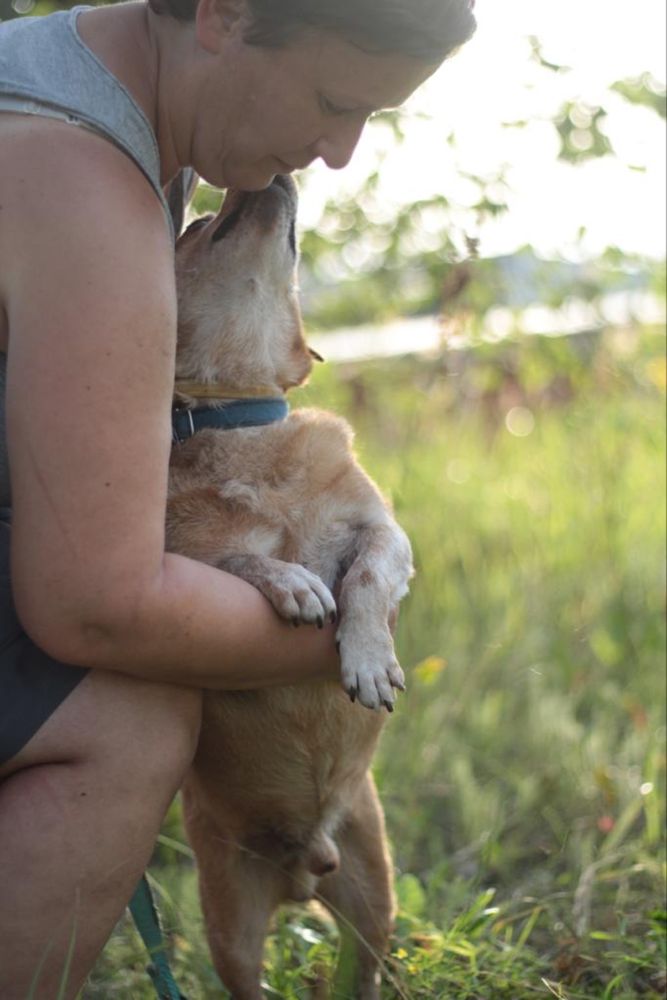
288, 220, 297, 256
212, 208, 243, 243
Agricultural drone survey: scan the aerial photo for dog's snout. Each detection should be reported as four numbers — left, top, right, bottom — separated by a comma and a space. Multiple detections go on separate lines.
271, 175, 298, 216
179, 178, 297, 253
272, 174, 297, 196
211, 204, 244, 243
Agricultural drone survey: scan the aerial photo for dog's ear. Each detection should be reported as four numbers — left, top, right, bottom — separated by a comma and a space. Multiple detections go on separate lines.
308, 347, 325, 363
281, 310, 316, 389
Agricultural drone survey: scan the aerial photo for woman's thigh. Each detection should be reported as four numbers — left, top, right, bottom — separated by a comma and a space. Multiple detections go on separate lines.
0, 665, 203, 781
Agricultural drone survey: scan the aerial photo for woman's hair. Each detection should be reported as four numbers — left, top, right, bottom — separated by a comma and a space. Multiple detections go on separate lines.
147, 0, 476, 62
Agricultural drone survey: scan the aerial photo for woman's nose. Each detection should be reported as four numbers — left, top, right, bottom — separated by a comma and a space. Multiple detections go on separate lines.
314, 118, 368, 170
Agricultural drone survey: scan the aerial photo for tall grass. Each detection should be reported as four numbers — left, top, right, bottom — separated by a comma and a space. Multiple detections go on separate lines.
88, 327, 666, 999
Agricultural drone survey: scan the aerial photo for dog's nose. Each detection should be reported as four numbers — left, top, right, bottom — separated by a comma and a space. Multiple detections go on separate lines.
270, 174, 298, 208
273, 174, 296, 194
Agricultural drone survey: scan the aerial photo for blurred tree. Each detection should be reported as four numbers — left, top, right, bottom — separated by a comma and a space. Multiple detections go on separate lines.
553, 101, 614, 164
0, 0, 53, 20
611, 73, 666, 118
527, 34, 571, 74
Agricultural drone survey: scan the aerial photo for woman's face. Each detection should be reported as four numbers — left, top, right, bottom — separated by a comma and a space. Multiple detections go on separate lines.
189, 13, 437, 190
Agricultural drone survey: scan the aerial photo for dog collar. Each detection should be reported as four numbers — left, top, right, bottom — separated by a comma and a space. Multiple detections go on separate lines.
172, 397, 289, 443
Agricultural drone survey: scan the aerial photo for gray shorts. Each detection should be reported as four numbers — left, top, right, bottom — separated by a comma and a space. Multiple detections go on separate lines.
0, 514, 88, 765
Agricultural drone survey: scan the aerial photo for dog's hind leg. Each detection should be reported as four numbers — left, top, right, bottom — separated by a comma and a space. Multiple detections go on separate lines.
201, 852, 285, 999
316, 773, 394, 1000
183, 795, 284, 999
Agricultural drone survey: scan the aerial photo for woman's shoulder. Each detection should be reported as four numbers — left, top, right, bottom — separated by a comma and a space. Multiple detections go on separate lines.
0, 7, 173, 239
0, 113, 172, 282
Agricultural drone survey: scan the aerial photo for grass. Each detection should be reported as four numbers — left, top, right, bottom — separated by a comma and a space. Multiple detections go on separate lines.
85, 325, 666, 999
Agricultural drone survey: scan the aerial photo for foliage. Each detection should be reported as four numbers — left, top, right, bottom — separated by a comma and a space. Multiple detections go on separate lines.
4, 0, 664, 332
611, 74, 667, 120
553, 102, 614, 165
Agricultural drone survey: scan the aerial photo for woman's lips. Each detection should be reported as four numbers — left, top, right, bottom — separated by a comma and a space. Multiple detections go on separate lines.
274, 155, 314, 172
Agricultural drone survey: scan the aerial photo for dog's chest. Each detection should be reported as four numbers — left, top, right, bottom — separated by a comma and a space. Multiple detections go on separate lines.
168, 411, 373, 585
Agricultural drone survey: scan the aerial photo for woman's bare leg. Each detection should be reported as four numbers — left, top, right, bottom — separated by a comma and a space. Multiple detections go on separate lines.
0, 668, 202, 1000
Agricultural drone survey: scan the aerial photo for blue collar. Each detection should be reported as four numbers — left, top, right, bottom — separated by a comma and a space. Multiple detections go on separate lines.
172, 397, 289, 444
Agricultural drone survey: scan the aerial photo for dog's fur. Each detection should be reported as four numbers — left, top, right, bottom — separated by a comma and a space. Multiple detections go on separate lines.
167, 176, 414, 1000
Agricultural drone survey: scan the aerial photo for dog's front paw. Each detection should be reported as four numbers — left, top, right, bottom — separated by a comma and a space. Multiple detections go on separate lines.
337, 630, 406, 712
219, 555, 337, 627
264, 563, 337, 628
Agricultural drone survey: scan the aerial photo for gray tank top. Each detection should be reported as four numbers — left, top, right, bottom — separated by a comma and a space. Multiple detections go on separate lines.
0, 6, 190, 508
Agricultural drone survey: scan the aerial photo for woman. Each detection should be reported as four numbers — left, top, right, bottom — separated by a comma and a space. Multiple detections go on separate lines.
0, 0, 475, 994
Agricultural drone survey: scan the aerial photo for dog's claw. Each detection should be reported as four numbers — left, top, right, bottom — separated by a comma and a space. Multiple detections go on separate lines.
292, 617, 300, 628
316, 615, 324, 629
329, 611, 337, 624
383, 700, 394, 713
335, 641, 341, 654
348, 686, 357, 703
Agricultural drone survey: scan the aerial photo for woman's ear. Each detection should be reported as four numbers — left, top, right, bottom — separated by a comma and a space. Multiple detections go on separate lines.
195, 0, 246, 54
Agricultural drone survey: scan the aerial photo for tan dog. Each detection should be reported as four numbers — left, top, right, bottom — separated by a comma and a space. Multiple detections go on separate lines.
167, 175, 414, 1000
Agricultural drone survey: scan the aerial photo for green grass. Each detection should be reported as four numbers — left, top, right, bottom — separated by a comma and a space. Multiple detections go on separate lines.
86, 327, 666, 999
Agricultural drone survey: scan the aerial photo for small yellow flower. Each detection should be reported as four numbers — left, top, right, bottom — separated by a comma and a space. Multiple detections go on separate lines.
645, 356, 666, 391
414, 656, 447, 686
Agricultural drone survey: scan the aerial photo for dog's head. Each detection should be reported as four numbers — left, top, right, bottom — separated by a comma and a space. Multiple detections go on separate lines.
174, 175, 316, 395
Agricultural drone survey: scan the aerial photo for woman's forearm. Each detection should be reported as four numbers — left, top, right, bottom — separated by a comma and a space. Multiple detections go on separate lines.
41, 551, 342, 689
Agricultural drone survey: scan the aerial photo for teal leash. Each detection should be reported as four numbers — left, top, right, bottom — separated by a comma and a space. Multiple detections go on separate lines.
129, 875, 187, 1000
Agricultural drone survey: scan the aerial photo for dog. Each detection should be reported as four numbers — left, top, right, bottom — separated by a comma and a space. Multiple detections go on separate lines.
167, 174, 414, 1000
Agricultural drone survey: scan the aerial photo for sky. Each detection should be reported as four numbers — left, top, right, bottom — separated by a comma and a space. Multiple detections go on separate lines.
298, 0, 666, 262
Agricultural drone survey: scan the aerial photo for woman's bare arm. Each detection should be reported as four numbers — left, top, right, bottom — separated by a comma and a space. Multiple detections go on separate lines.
0, 118, 339, 688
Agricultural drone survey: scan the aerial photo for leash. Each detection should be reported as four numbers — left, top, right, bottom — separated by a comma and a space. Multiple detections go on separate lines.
129, 875, 188, 1000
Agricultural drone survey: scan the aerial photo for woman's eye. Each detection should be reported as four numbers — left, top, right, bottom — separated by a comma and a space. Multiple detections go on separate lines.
318, 94, 347, 116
